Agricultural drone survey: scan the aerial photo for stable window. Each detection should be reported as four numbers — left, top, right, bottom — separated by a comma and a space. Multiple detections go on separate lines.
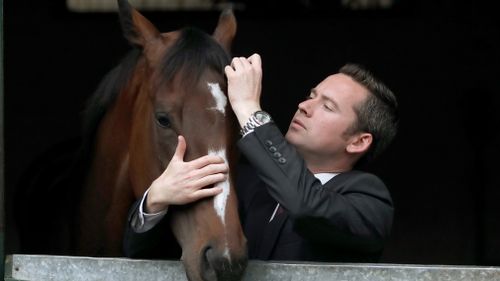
66, 0, 237, 12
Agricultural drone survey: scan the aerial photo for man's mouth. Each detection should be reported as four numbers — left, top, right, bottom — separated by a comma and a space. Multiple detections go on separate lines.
291, 118, 306, 129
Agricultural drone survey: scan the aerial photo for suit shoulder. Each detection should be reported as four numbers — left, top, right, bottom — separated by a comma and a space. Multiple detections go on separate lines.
336, 170, 386, 187
331, 170, 392, 200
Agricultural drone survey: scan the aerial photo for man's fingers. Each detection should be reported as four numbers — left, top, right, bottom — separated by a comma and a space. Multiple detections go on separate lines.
248, 53, 262, 68
231, 57, 245, 70
224, 65, 235, 76
228, 55, 261, 74
191, 173, 227, 190
192, 187, 223, 201
196, 163, 228, 178
190, 154, 225, 168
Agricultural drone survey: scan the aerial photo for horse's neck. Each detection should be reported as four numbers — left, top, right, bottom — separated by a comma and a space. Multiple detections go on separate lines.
85, 62, 149, 194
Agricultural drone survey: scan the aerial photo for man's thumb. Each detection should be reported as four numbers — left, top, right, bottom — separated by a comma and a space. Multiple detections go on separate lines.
173, 135, 186, 160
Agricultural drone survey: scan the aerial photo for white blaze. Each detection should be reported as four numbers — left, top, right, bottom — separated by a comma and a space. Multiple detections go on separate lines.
209, 148, 230, 225
207, 82, 227, 115
207, 84, 231, 260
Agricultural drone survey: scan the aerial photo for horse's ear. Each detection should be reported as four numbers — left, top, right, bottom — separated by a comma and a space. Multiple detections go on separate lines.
117, 0, 161, 48
213, 9, 237, 51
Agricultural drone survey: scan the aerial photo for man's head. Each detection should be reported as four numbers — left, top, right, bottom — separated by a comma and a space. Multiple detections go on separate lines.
339, 64, 399, 164
285, 63, 398, 172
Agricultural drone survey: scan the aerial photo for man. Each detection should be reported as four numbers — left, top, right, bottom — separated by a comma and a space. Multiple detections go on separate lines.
124, 54, 398, 262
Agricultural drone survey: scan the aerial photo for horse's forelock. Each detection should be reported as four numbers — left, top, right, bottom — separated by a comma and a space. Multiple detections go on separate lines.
159, 27, 231, 87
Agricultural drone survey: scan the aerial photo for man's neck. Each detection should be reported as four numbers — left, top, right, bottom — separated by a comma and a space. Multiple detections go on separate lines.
296, 147, 355, 174
305, 156, 353, 174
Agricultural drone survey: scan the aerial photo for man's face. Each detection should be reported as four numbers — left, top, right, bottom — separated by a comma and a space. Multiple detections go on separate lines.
285, 73, 369, 160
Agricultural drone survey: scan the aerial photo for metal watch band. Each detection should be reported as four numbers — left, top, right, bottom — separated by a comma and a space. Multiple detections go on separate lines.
239, 111, 272, 136
239, 114, 260, 136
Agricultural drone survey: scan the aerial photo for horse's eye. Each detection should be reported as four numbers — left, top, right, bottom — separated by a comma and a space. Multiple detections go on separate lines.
156, 113, 171, 128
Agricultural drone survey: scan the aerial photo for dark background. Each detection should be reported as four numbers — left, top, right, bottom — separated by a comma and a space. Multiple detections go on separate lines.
4, 0, 500, 265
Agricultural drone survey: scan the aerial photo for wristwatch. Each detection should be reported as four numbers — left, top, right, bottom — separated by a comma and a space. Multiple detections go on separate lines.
240, 110, 273, 136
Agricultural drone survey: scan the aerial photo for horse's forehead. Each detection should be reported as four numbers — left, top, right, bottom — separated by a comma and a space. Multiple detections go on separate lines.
182, 80, 227, 117
207, 82, 227, 115
170, 71, 227, 111
200, 70, 227, 112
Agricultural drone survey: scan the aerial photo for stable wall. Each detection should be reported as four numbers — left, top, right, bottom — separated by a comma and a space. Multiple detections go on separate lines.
4, 0, 500, 265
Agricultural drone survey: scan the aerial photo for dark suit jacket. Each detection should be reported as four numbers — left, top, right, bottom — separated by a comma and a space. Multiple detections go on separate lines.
123, 123, 393, 262
236, 123, 393, 262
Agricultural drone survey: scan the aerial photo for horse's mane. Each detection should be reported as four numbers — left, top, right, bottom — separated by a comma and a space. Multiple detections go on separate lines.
82, 49, 141, 145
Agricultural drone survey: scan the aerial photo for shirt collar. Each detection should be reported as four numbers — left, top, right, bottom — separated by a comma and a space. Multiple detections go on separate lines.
314, 172, 339, 185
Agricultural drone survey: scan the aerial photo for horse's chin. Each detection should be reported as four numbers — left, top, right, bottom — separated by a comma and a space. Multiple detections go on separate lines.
172, 208, 247, 281
181, 246, 247, 281
180, 250, 208, 281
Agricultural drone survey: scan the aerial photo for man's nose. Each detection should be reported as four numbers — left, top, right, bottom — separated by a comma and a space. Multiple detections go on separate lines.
298, 99, 313, 117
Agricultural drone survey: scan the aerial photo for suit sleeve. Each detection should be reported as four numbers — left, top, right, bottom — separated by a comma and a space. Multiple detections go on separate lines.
237, 123, 394, 250
123, 199, 180, 259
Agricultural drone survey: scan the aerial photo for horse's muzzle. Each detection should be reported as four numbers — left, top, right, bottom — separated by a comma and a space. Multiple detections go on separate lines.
200, 245, 248, 281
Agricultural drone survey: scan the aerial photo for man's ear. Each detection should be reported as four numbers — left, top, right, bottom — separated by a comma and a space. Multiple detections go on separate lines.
346, 133, 372, 154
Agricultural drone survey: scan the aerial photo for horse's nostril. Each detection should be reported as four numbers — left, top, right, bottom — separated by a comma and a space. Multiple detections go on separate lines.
201, 246, 247, 281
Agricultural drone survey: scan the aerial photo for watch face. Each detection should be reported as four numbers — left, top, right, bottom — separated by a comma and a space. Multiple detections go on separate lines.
255, 111, 271, 123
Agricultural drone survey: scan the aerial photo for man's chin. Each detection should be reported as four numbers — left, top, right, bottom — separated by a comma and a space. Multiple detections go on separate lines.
285, 130, 300, 146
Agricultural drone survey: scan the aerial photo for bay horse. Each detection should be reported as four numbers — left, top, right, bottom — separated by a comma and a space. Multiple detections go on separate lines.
75, 1, 247, 280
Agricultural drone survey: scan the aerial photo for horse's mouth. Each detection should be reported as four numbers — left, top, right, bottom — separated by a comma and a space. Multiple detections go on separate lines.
200, 245, 247, 281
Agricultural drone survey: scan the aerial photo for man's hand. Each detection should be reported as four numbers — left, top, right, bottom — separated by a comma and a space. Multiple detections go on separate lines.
146, 135, 227, 213
224, 53, 263, 127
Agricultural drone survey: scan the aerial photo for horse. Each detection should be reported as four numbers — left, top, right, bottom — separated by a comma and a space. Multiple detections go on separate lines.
69, 1, 247, 280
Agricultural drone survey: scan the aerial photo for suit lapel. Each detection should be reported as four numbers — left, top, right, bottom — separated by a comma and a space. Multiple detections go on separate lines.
257, 172, 352, 259
252, 171, 356, 260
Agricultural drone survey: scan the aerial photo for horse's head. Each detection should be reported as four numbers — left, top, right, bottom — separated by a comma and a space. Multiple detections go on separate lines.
117, 1, 246, 280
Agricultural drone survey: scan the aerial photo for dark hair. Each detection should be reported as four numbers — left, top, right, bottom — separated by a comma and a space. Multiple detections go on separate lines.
339, 63, 399, 163
161, 27, 231, 85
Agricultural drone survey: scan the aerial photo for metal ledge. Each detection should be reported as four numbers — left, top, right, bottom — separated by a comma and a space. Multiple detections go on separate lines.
5, 254, 500, 281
